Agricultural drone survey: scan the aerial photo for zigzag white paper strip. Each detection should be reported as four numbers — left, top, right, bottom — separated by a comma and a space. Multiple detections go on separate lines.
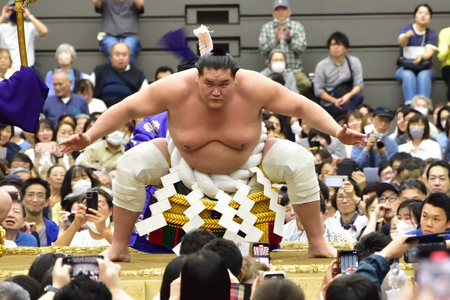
239, 213, 258, 234
149, 198, 171, 216
135, 213, 167, 236
246, 226, 264, 242
182, 215, 205, 233
184, 201, 206, 220
154, 185, 177, 201
185, 187, 204, 205
161, 171, 181, 187
236, 198, 255, 219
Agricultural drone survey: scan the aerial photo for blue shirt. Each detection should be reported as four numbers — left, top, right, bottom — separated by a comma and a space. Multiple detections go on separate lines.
15, 231, 38, 247
43, 217, 60, 246
407, 228, 450, 240
43, 93, 89, 127
351, 133, 398, 168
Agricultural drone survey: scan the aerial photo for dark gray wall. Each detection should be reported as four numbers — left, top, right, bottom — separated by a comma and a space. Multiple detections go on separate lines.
25, 0, 449, 108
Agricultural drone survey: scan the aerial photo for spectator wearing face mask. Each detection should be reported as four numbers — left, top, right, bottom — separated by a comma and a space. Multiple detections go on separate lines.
399, 112, 441, 160
76, 123, 133, 169
410, 95, 439, 139
260, 49, 298, 93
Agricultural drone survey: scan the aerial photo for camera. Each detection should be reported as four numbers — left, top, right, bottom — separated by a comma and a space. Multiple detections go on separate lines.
376, 136, 385, 149
65, 213, 76, 227
62, 255, 103, 281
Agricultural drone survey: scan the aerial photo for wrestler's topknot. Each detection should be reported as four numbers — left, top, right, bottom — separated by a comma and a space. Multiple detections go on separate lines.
195, 48, 240, 79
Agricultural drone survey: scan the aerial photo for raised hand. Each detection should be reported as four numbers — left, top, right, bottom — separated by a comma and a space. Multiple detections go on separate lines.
59, 132, 92, 155
335, 124, 367, 148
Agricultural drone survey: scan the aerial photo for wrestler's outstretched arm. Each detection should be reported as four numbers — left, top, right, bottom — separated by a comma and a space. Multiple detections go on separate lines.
257, 71, 367, 148
60, 72, 180, 154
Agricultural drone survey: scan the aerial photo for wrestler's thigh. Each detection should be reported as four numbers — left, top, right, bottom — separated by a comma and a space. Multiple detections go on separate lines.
150, 138, 169, 161
262, 138, 279, 158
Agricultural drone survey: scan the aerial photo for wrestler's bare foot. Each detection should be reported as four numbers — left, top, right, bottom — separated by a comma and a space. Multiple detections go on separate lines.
101, 246, 131, 262
308, 242, 337, 258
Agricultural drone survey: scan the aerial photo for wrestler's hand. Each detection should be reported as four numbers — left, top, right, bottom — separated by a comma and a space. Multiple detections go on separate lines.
60, 132, 91, 155
335, 125, 367, 148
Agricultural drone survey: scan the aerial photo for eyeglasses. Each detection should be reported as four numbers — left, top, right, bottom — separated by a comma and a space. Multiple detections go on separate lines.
25, 192, 46, 200
336, 195, 347, 201
378, 195, 398, 203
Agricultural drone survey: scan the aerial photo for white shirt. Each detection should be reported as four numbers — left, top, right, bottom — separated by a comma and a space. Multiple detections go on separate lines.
88, 98, 108, 114
398, 139, 442, 160
69, 227, 113, 247
329, 214, 369, 239
0, 22, 38, 68
24, 148, 70, 176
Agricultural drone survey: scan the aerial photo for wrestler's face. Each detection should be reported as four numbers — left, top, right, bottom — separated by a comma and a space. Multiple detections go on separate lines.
197, 68, 235, 109
111, 43, 130, 72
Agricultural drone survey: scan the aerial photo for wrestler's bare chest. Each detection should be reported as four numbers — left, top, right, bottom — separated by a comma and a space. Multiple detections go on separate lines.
167, 95, 263, 173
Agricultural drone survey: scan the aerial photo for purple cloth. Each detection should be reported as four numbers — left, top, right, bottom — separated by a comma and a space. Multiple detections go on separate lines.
126, 112, 171, 253
0, 66, 49, 132
156, 28, 197, 61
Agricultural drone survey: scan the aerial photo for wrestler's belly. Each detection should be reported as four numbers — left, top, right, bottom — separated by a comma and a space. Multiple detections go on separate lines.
180, 141, 254, 174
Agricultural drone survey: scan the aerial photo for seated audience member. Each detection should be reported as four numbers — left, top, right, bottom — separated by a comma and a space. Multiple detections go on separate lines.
95, 0, 144, 66
393, 157, 423, 185
0, 282, 30, 300
154, 66, 174, 81
306, 128, 347, 159
324, 274, 378, 300
1, 199, 38, 247
10, 167, 31, 182
42, 69, 89, 127
176, 250, 234, 300
28, 252, 67, 284
399, 112, 441, 159
158, 256, 187, 300
75, 79, 107, 114
55, 121, 75, 145
351, 107, 398, 168
313, 149, 332, 164
314, 31, 364, 118
398, 178, 427, 201
283, 196, 356, 243
407, 193, 450, 238
0, 124, 20, 160
45, 43, 89, 97
4, 275, 41, 300
74, 114, 90, 134
364, 195, 378, 219
92, 42, 148, 108
361, 183, 400, 237
436, 106, 450, 151
57, 114, 77, 129
10, 126, 31, 150
76, 123, 132, 169
378, 161, 394, 183
419, 157, 438, 183
330, 181, 368, 239
426, 160, 450, 195
390, 199, 422, 239
203, 238, 244, 281
395, 4, 437, 104
343, 109, 364, 156
295, 118, 310, 144
388, 105, 409, 143
0, 179, 22, 200
252, 279, 304, 300
46, 165, 66, 222
59, 165, 101, 208
94, 171, 112, 190
54, 187, 113, 247
258, 0, 310, 94
24, 119, 69, 179
239, 256, 259, 299
389, 152, 413, 178
9, 153, 33, 172
179, 229, 216, 255
410, 95, 439, 139
260, 49, 298, 93
21, 178, 59, 246
280, 192, 295, 224
0, 48, 18, 80
265, 113, 287, 139
438, 26, 450, 101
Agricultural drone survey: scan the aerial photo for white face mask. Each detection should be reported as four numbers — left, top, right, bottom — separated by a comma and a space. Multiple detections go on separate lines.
409, 126, 424, 139
13, 126, 23, 137
273, 17, 290, 24
390, 232, 399, 240
57, 136, 67, 143
86, 217, 110, 235
271, 61, 286, 73
57, 52, 72, 66
291, 121, 302, 135
441, 120, 447, 129
396, 221, 418, 234
106, 130, 129, 146
415, 107, 428, 116
72, 180, 91, 196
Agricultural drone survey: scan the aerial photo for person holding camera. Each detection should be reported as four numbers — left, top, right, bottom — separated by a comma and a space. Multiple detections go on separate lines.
53, 187, 113, 247
351, 107, 398, 168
